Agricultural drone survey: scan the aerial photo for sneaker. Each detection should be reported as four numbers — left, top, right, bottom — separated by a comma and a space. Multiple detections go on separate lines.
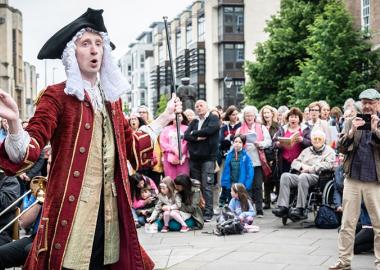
328, 261, 351, 270
161, 226, 169, 233
256, 210, 264, 218
180, 226, 190, 233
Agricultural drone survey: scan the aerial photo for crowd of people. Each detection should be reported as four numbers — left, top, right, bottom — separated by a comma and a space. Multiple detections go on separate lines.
126, 89, 379, 270
1, 90, 379, 269
0, 6, 377, 270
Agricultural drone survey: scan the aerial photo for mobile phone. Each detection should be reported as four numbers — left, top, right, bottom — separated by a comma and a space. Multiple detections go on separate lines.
356, 113, 371, 130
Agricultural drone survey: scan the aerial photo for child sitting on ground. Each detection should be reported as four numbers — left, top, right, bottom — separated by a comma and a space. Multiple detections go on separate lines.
135, 187, 157, 219
147, 176, 191, 233
220, 134, 254, 207
229, 183, 256, 225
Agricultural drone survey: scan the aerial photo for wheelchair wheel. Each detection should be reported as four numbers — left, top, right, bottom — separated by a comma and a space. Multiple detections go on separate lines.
322, 179, 335, 205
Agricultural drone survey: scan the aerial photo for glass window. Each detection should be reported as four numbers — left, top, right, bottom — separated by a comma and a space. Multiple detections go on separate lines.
223, 43, 244, 70
197, 15, 205, 42
158, 44, 164, 63
140, 54, 145, 68
140, 73, 145, 88
186, 23, 192, 48
362, 0, 370, 32
176, 31, 181, 53
140, 90, 146, 105
223, 6, 244, 34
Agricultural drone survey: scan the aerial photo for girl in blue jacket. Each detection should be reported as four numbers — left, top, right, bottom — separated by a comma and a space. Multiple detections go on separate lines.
220, 134, 254, 206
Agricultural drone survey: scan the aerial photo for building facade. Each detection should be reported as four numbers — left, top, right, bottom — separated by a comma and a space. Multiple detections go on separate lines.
24, 61, 37, 119
120, 0, 280, 113
345, 0, 380, 50
119, 31, 154, 115
0, 0, 26, 119
205, 0, 280, 109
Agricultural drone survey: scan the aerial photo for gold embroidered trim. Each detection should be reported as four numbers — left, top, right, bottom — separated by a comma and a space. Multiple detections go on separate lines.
49, 102, 84, 269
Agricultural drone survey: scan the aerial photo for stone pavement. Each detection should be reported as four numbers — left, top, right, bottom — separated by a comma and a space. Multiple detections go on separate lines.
138, 209, 375, 270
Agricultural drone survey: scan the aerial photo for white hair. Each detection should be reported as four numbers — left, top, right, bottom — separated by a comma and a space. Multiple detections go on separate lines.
311, 129, 326, 140
242, 105, 258, 118
62, 27, 129, 103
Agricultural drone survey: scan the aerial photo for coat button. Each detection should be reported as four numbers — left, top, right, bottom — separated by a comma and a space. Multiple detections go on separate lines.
85, 123, 91, 129
112, 110, 115, 115
79, 147, 86, 153
73, 171, 80, 177
54, 243, 61, 250
61, 220, 67, 226
84, 102, 90, 107
68, 195, 75, 202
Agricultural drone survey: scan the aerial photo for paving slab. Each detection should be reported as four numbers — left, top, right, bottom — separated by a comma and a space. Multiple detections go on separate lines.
137, 208, 375, 270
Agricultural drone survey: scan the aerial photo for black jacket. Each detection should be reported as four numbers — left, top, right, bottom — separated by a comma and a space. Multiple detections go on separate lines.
184, 113, 220, 161
0, 175, 20, 237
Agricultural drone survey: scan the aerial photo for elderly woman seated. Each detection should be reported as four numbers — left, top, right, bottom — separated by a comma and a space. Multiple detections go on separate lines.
272, 130, 335, 220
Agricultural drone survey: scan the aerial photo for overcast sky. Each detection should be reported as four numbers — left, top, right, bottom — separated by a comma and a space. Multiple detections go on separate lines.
9, 0, 193, 90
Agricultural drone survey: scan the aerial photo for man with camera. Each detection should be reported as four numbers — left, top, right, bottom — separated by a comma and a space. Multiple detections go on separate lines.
330, 89, 380, 270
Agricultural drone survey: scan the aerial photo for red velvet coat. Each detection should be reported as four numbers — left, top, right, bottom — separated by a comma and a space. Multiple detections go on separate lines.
0, 82, 154, 270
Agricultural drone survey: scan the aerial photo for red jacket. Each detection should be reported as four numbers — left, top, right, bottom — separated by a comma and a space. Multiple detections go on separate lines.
0, 82, 154, 270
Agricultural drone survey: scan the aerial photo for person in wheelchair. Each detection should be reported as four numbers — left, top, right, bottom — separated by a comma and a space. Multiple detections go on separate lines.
272, 130, 335, 220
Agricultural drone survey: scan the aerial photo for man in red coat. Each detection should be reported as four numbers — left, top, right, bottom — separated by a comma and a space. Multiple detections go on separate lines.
0, 8, 181, 270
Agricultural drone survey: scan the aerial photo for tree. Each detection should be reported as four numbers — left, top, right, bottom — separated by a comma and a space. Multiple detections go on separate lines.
291, 0, 380, 108
156, 94, 169, 116
244, 0, 328, 108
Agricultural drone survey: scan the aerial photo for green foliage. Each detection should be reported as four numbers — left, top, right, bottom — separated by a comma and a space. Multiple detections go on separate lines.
244, 0, 328, 108
156, 94, 169, 115
291, 0, 380, 107
244, 0, 380, 109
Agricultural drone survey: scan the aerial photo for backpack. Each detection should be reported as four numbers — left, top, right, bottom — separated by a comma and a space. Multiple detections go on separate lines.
315, 205, 341, 229
214, 206, 244, 236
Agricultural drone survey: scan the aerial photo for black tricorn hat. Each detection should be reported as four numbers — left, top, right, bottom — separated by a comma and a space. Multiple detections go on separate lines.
37, 8, 115, 60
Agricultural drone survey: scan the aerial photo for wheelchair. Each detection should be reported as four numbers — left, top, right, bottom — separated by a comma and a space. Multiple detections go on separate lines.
281, 169, 335, 226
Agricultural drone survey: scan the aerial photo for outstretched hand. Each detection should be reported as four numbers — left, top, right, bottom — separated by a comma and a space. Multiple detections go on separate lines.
164, 93, 182, 121
0, 89, 19, 122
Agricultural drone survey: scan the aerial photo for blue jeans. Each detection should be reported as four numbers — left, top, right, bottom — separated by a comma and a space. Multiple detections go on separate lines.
157, 217, 196, 231
132, 208, 147, 225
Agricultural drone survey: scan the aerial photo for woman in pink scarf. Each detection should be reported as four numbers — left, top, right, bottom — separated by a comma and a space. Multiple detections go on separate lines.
160, 113, 190, 179
236, 105, 272, 217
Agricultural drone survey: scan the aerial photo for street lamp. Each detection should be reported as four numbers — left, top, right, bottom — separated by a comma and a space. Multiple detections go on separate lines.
224, 76, 233, 107
224, 76, 233, 89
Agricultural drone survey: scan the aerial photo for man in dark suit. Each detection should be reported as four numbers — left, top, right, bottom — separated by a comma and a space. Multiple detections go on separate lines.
185, 100, 220, 221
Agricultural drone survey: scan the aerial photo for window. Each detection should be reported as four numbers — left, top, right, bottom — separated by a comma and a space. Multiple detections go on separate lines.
176, 31, 181, 54
140, 54, 145, 68
362, 0, 370, 32
236, 44, 244, 62
223, 6, 244, 34
127, 65, 132, 76
158, 44, 164, 63
140, 73, 145, 88
140, 90, 146, 105
234, 80, 244, 93
223, 43, 244, 70
197, 15, 205, 41
186, 23, 192, 48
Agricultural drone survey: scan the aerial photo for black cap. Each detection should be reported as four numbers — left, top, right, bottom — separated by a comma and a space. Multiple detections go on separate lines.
37, 8, 115, 60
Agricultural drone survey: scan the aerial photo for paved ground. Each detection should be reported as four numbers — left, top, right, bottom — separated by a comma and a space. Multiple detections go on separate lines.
138, 209, 375, 270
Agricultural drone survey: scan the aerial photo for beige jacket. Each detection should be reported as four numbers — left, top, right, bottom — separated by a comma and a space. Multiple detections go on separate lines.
291, 145, 335, 174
